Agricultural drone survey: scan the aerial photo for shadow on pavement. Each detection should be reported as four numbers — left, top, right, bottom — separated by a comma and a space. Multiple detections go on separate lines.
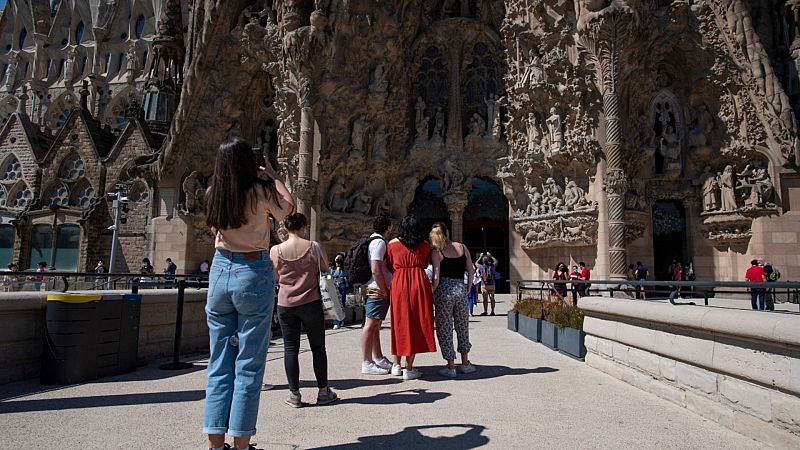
309, 424, 488, 449
266, 377, 404, 392
341, 388, 449, 405
414, 364, 558, 382
0, 389, 205, 414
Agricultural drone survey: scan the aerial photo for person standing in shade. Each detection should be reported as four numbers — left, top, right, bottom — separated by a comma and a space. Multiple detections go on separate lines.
763, 260, 780, 311
387, 215, 436, 380
164, 258, 178, 286
202, 139, 294, 450
95, 260, 105, 274
430, 222, 476, 378
477, 252, 498, 315
330, 253, 348, 330
568, 266, 581, 306
3, 263, 18, 292
745, 259, 767, 310
360, 213, 394, 376
271, 212, 338, 408
634, 261, 648, 300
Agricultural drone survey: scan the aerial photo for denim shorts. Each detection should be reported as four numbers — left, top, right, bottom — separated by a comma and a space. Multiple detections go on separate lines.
364, 289, 389, 320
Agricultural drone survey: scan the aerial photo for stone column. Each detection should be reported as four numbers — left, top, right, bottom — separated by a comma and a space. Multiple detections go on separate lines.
577, 7, 638, 280
445, 191, 468, 242
447, 45, 463, 151
296, 104, 314, 218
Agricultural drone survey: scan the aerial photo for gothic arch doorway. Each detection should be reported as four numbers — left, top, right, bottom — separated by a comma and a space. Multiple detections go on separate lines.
464, 178, 509, 293
652, 200, 687, 281
408, 177, 450, 232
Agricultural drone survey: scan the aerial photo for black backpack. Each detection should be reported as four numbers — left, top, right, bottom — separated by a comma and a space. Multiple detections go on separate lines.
343, 235, 384, 286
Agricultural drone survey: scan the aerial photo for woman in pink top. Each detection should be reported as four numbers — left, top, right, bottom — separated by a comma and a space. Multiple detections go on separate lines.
270, 212, 338, 408
202, 139, 294, 450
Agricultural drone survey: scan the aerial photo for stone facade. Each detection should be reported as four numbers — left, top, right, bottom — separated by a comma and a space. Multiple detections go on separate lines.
1, 1, 799, 281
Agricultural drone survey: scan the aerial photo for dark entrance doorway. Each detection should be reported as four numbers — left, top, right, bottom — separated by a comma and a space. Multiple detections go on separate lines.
652, 200, 687, 281
408, 177, 450, 232
464, 178, 509, 293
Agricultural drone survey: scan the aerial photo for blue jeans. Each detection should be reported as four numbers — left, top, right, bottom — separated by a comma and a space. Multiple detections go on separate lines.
203, 250, 275, 437
468, 285, 477, 315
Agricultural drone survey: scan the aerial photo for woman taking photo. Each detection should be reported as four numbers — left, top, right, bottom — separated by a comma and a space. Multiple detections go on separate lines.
386, 215, 436, 380
270, 212, 338, 408
430, 222, 476, 378
203, 139, 294, 450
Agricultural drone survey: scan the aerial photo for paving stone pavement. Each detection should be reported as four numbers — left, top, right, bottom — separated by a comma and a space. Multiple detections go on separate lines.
0, 295, 766, 449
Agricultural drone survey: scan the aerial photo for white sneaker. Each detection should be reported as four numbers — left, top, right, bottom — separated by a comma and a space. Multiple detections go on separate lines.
332, 324, 341, 330
458, 363, 477, 374
362, 361, 389, 375
373, 356, 393, 370
439, 367, 457, 378
391, 364, 403, 376
403, 368, 422, 380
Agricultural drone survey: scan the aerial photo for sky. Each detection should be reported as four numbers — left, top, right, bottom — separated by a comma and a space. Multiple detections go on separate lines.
0, 1, 6, 11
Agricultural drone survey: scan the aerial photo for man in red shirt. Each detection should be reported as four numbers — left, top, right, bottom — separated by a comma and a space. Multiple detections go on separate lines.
744, 259, 767, 310
578, 261, 591, 298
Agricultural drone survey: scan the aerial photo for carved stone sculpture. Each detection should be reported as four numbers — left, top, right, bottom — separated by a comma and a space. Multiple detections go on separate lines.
348, 186, 372, 215
546, 107, 563, 155
659, 125, 681, 175
371, 125, 388, 160
719, 165, 738, 212
737, 165, 774, 208
369, 61, 388, 103
181, 171, 205, 214
351, 116, 367, 151
432, 107, 445, 142
697, 166, 720, 212
326, 176, 348, 212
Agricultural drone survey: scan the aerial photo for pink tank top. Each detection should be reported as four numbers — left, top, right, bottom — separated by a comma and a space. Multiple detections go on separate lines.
277, 243, 321, 308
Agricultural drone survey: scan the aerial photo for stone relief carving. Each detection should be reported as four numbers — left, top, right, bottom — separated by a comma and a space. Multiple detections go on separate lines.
180, 171, 207, 215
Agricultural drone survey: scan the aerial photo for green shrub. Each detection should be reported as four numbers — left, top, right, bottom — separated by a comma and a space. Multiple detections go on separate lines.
512, 296, 585, 330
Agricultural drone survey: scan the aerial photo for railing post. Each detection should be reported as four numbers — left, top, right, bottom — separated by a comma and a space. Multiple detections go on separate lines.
131, 277, 139, 294
159, 279, 193, 370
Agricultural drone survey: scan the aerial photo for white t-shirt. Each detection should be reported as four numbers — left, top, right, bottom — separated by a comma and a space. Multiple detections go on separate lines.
366, 233, 392, 290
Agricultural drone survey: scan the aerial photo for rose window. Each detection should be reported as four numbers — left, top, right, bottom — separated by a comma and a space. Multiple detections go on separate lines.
2, 158, 23, 182
49, 184, 69, 207
128, 182, 150, 203
11, 186, 33, 208
72, 184, 95, 208
60, 154, 85, 180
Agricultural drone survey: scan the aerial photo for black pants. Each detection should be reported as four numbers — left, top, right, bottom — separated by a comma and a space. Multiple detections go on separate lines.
277, 299, 328, 391
750, 288, 765, 310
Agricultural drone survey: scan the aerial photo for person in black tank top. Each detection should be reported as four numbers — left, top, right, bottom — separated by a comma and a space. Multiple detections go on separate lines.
429, 222, 477, 378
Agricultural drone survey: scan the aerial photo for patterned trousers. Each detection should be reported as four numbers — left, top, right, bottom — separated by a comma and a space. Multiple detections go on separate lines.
434, 277, 472, 361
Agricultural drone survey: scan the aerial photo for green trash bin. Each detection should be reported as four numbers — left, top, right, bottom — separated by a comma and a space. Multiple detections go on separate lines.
41, 293, 142, 385
41, 294, 102, 385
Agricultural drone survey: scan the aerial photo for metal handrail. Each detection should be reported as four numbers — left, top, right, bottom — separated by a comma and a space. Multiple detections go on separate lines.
515, 279, 800, 312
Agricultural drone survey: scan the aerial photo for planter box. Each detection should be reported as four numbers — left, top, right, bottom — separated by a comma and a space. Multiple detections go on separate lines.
556, 326, 586, 359
541, 320, 558, 349
507, 311, 519, 332
517, 314, 541, 342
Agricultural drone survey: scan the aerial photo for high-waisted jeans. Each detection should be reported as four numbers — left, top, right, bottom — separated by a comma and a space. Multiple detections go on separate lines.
203, 249, 274, 437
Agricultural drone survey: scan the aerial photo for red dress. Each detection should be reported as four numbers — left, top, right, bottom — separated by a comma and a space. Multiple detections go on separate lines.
386, 240, 436, 357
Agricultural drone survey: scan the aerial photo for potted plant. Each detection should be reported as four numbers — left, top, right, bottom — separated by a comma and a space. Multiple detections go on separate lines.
510, 295, 586, 358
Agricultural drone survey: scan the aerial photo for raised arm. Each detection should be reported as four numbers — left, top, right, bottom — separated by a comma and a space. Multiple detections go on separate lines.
261, 163, 295, 220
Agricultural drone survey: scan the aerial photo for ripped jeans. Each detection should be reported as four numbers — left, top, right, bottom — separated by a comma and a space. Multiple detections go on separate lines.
203, 249, 275, 438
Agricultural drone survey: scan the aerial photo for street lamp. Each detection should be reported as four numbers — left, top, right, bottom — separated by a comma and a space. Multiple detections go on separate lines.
107, 183, 130, 279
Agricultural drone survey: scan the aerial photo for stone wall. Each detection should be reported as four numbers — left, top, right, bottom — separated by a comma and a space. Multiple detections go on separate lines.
0, 289, 208, 385
579, 297, 800, 448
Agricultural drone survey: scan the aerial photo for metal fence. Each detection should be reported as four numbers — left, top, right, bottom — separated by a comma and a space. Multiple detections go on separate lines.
0, 271, 208, 293
516, 279, 800, 313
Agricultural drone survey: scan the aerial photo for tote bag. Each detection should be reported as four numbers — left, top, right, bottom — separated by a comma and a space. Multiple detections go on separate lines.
311, 242, 345, 322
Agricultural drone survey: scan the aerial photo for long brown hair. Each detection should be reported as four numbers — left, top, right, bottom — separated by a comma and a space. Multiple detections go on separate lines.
205, 139, 277, 230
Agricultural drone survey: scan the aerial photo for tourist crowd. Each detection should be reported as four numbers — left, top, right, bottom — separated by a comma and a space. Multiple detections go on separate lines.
201, 139, 491, 450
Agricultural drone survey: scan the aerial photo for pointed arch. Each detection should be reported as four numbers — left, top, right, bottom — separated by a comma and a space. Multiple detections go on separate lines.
0, 154, 24, 183
69, 178, 95, 208
43, 180, 70, 207
44, 91, 78, 128
58, 151, 86, 181
7, 180, 33, 209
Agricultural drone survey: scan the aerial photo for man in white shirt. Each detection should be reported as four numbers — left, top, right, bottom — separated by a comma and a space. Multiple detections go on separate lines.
360, 214, 394, 375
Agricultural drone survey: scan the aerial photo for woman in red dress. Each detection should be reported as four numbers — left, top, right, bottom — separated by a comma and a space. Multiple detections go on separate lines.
386, 215, 436, 380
